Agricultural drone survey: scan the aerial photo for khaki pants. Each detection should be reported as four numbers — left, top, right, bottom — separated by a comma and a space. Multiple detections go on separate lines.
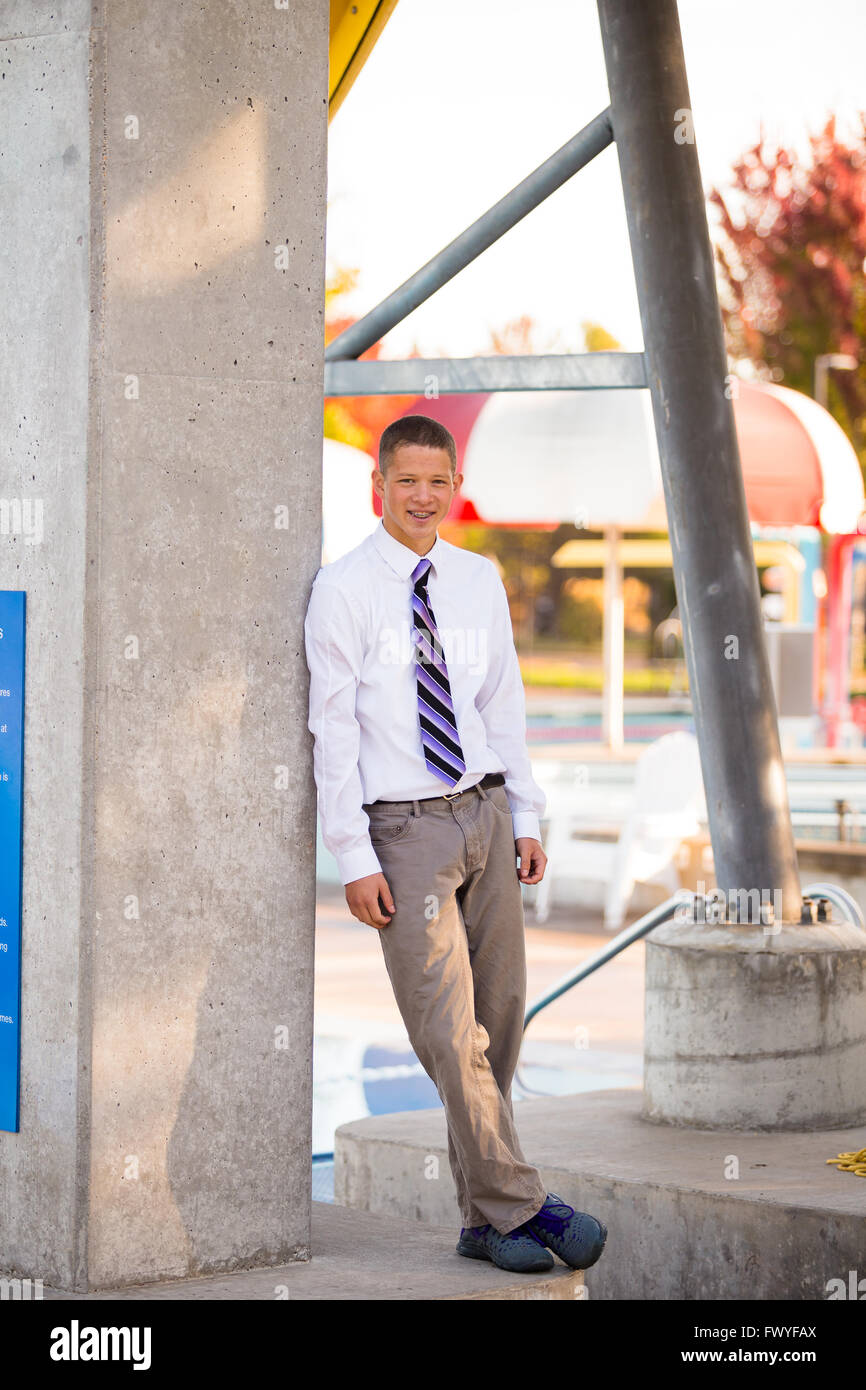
362, 778, 547, 1235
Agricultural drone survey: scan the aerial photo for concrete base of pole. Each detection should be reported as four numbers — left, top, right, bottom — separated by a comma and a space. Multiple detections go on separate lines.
643, 917, 866, 1130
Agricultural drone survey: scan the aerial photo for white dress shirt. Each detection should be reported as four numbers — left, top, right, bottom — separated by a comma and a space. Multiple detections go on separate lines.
304, 518, 546, 885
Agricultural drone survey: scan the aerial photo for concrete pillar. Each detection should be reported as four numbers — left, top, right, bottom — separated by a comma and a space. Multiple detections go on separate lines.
644, 916, 866, 1129
0, 0, 327, 1289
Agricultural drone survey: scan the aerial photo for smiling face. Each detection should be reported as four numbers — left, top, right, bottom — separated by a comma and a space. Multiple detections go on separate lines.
373, 443, 464, 554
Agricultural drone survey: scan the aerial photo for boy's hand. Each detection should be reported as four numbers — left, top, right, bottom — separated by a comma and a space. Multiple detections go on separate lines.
516, 837, 547, 885
345, 871, 396, 929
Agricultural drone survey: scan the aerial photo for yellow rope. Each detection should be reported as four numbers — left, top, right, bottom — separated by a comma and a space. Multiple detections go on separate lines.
826, 1147, 866, 1176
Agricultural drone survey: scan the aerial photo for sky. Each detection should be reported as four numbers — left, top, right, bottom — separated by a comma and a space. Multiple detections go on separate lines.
325, 0, 866, 358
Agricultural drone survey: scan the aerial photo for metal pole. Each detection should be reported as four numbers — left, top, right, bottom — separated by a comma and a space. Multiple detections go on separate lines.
325, 109, 613, 362
814, 352, 858, 410
824, 534, 855, 747
602, 525, 624, 750
597, 0, 802, 919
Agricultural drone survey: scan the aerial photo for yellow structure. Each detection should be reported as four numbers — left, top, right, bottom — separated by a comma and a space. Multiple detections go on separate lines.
551, 536, 805, 624
329, 0, 399, 120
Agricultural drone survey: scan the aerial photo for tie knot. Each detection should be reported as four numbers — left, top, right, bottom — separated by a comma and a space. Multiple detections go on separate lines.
411, 556, 432, 588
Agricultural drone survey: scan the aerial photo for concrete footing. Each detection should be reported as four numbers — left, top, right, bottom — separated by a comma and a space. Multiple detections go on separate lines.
644, 918, 866, 1129
335, 1089, 866, 1300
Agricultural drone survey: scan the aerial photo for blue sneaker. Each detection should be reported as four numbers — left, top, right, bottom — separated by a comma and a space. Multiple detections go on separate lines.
456, 1221, 554, 1273
526, 1193, 608, 1270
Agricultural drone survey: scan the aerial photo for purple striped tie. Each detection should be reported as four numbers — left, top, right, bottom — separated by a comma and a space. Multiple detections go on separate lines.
410, 556, 466, 787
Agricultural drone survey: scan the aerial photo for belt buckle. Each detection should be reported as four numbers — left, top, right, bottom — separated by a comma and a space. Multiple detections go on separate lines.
442, 785, 464, 801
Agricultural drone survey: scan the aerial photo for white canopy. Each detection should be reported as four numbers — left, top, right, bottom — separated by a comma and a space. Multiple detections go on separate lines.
461, 388, 667, 530
321, 437, 378, 564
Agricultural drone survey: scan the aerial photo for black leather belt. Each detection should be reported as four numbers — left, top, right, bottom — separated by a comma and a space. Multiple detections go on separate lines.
373, 771, 505, 807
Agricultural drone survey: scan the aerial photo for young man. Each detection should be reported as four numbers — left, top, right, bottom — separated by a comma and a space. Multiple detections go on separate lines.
304, 414, 607, 1275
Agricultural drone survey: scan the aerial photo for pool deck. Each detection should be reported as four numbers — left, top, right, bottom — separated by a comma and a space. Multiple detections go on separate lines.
43, 1203, 585, 1301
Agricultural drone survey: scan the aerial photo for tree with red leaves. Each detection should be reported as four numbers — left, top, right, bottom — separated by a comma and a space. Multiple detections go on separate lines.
710, 114, 866, 476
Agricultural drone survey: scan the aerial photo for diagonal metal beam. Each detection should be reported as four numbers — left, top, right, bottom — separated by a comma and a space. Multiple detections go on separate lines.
324, 351, 647, 397
325, 108, 614, 362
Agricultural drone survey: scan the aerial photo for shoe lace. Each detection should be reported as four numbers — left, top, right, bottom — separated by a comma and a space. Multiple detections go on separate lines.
533, 1195, 576, 1237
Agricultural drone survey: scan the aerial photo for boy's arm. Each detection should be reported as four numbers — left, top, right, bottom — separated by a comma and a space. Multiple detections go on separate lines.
303, 576, 383, 886
474, 569, 546, 841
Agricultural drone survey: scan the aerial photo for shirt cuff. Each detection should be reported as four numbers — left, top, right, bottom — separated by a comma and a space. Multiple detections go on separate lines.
511, 811, 542, 843
337, 842, 383, 887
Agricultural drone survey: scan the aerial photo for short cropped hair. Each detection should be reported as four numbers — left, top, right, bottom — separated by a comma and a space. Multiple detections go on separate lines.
378, 415, 458, 477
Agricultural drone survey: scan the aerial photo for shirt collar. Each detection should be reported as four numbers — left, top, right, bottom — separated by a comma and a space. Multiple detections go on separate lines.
372, 518, 444, 581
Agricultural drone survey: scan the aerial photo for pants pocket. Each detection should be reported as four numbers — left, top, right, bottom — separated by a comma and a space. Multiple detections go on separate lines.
367, 810, 415, 844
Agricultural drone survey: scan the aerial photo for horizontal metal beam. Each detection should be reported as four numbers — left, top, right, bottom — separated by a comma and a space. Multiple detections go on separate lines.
324, 351, 646, 397
325, 107, 614, 362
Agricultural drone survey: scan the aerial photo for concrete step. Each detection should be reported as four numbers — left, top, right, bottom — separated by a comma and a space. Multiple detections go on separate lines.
335, 1088, 866, 1301
43, 1203, 584, 1301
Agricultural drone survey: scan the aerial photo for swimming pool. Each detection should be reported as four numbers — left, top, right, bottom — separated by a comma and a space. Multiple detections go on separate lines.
312, 1030, 642, 1202
527, 709, 695, 743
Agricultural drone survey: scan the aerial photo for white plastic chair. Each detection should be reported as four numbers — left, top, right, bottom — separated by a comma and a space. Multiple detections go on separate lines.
532, 732, 706, 929
530, 759, 622, 927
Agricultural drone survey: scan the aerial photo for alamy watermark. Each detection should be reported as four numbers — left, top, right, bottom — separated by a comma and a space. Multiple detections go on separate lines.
674, 880, 782, 931
0, 499, 43, 545
377, 623, 488, 677
0, 1276, 43, 1299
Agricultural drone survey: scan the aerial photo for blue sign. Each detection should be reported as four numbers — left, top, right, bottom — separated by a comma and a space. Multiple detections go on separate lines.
0, 592, 25, 1132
